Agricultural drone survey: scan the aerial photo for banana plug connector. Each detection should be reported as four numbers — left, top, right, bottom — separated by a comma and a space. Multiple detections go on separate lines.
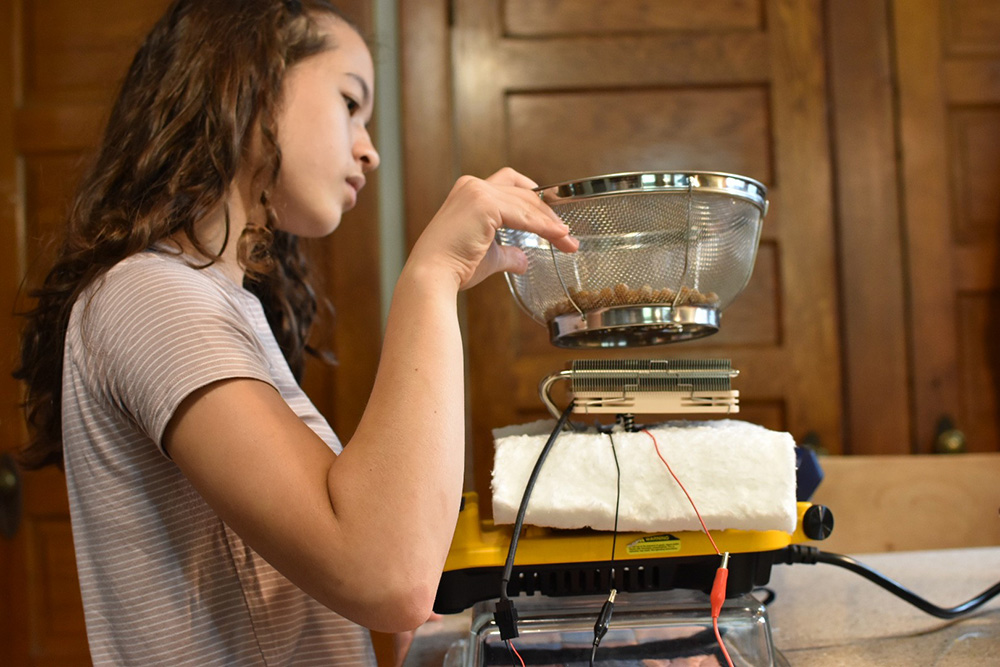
593, 588, 616, 648
711, 552, 730, 620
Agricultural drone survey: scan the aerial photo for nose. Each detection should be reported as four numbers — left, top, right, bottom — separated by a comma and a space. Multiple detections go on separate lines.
355, 127, 380, 173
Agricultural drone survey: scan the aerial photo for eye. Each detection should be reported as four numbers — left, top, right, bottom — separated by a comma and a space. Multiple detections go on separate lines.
343, 94, 360, 115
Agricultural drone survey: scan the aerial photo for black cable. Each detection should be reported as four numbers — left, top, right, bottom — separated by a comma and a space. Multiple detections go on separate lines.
753, 587, 776, 606
778, 545, 1000, 620
499, 399, 576, 598
590, 432, 622, 667
494, 400, 576, 640
607, 431, 622, 586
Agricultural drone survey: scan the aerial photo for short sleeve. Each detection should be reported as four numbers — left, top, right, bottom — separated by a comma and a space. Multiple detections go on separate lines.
69, 255, 276, 455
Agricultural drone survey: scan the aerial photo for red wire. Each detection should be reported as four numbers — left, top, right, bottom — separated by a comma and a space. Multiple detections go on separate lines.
645, 428, 734, 667
508, 640, 526, 667
642, 429, 721, 556
713, 616, 735, 667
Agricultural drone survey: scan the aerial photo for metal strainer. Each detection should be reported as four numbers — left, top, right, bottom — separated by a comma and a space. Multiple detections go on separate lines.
496, 171, 767, 348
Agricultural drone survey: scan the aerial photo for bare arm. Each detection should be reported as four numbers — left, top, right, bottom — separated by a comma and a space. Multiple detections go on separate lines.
164, 168, 577, 632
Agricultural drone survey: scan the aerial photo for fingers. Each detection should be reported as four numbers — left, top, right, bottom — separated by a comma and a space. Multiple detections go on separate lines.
498, 184, 579, 253
411, 169, 579, 291
459, 173, 578, 253
485, 166, 539, 190
482, 168, 569, 243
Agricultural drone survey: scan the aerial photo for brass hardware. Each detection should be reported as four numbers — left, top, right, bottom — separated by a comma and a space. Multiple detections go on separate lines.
0, 469, 15, 494
934, 416, 967, 454
0, 452, 22, 539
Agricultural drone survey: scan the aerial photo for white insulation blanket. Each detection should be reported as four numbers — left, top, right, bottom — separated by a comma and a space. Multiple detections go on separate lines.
491, 419, 797, 534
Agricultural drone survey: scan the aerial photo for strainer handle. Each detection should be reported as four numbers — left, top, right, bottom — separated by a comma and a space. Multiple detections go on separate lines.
539, 370, 573, 421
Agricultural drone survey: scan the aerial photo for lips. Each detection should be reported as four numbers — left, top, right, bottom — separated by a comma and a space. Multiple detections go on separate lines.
343, 175, 365, 210
346, 175, 365, 196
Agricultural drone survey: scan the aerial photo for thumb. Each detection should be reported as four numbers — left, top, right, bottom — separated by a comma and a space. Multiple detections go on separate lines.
463, 244, 527, 290
490, 243, 529, 275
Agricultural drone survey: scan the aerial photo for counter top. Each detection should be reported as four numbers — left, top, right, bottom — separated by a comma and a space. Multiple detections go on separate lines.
766, 546, 1000, 666
405, 546, 1000, 666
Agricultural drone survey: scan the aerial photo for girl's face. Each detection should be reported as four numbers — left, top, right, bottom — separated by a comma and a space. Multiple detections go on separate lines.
269, 16, 379, 237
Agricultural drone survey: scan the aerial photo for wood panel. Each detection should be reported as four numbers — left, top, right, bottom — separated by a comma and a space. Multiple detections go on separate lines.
498, 34, 771, 88
895, 0, 1000, 452
824, 0, 910, 454
506, 87, 774, 185
949, 109, 1000, 244
21, 0, 152, 104
811, 453, 1000, 552
22, 155, 88, 283
957, 294, 1000, 451
766, 0, 841, 451
25, 519, 87, 659
944, 0, 1000, 456
894, 0, 962, 452
943, 0, 1000, 55
1, 0, 25, 661
6, 3, 171, 662
398, 0, 456, 242
945, 59, 1000, 103
502, 0, 763, 36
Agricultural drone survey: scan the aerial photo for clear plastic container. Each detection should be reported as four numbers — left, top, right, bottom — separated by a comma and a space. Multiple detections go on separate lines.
444, 589, 780, 667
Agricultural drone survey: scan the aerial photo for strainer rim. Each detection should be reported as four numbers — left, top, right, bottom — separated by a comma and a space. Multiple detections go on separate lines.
534, 170, 767, 210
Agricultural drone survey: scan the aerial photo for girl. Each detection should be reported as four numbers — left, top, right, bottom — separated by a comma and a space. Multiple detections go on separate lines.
15, 0, 577, 664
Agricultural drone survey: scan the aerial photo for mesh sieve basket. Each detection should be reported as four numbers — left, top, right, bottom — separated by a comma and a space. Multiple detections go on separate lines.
496, 171, 767, 348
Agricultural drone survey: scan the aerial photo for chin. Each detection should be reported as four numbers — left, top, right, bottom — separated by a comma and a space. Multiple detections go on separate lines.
305, 221, 342, 239
278, 209, 343, 238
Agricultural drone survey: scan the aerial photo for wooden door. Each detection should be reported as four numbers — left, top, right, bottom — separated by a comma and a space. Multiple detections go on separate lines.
894, 0, 1000, 453
403, 0, 843, 507
0, 1, 383, 664
0, 3, 168, 662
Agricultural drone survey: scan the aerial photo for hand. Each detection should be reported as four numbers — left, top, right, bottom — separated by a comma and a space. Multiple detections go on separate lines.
408, 167, 579, 290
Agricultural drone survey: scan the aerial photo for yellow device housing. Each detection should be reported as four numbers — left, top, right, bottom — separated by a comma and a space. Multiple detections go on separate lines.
434, 492, 829, 614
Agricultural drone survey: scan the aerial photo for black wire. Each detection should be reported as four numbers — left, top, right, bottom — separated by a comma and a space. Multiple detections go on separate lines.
753, 587, 776, 606
591, 431, 623, 667
778, 546, 1000, 620
499, 400, 576, 600
607, 431, 621, 587
505, 639, 518, 667
815, 550, 1000, 620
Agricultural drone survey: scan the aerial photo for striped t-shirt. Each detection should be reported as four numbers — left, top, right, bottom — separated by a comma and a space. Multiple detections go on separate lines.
61, 250, 376, 666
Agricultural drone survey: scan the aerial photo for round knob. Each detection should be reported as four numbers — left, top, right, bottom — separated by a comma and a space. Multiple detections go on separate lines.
802, 504, 834, 541
934, 415, 967, 454
935, 428, 967, 454
0, 468, 15, 496
0, 453, 23, 539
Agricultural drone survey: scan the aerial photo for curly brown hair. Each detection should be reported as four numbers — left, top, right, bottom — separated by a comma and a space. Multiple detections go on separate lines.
14, 0, 355, 470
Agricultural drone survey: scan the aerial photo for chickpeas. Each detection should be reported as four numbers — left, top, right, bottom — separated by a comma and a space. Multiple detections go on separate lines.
543, 283, 720, 320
